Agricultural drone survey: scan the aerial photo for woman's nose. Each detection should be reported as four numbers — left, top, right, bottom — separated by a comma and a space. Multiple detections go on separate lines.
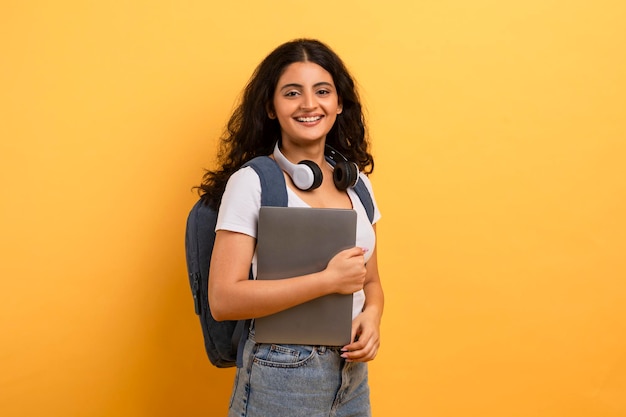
300, 93, 316, 110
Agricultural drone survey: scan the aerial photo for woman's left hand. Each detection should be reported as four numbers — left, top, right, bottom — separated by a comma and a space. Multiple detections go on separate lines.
340, 309, 381, 362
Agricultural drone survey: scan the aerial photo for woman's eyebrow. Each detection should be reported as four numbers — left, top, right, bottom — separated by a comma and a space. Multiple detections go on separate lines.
279, 81, 335, 90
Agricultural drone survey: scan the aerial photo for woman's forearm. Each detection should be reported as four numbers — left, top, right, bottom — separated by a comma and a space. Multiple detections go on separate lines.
210, 270, 334, 321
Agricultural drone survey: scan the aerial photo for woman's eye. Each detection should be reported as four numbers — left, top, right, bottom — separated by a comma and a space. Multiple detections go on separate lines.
317, 89, 330, 95
284, 91, 300, 97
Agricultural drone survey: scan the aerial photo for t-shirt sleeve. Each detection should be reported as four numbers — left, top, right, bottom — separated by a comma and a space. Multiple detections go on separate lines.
358, 173, 382, 224
215, 167, 261, 238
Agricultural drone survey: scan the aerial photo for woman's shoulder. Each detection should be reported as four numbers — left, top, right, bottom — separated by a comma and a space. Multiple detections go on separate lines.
226, 166, 262, 189
216, 166, 262, 236
221, 166, 262, 206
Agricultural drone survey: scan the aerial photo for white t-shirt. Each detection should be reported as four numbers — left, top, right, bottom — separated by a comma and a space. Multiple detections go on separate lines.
216, 166, 381, 318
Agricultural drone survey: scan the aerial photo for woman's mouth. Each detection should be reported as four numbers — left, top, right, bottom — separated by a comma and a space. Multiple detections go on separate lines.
295, 116, 323, 123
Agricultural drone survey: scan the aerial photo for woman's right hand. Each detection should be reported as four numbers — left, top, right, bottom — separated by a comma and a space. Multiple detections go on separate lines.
324, 247, 368, 294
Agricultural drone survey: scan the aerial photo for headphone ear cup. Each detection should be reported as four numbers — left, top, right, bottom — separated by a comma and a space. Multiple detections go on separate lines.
333, 161, 359, 191
295, 160, 323, 191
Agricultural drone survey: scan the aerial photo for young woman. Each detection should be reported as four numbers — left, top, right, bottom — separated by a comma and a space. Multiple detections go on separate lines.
199, 39, 383, 417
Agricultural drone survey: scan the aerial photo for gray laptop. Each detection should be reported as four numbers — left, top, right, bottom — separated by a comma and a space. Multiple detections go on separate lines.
254, 206, 357, 346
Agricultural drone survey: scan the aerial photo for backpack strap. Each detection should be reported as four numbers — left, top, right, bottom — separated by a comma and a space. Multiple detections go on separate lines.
324, 156, 375, 224
353, 179, 375, 224
243, 156, 288, 207
233, 156, 288, 367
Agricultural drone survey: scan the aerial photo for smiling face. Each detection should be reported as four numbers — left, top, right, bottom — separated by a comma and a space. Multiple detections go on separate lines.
271, 61, 342, 147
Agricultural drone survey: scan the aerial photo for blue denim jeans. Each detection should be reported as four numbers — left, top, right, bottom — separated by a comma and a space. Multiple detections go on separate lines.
228, 331, 371, 417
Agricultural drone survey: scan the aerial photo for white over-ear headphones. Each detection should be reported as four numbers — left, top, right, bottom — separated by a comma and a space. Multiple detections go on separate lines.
272, 142, 359, 191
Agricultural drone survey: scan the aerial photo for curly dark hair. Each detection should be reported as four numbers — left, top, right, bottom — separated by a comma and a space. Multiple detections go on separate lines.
198, 38, 374, 209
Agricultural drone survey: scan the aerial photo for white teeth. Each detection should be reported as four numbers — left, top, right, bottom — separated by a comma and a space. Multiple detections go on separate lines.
297, 116, 321, 122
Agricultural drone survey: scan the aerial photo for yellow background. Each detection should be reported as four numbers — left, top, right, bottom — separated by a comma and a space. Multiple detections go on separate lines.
1, 1, 625, 416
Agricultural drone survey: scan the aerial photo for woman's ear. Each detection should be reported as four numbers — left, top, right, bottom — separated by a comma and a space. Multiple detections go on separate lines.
266, 104, 276, 119
337, 99, 343, 114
